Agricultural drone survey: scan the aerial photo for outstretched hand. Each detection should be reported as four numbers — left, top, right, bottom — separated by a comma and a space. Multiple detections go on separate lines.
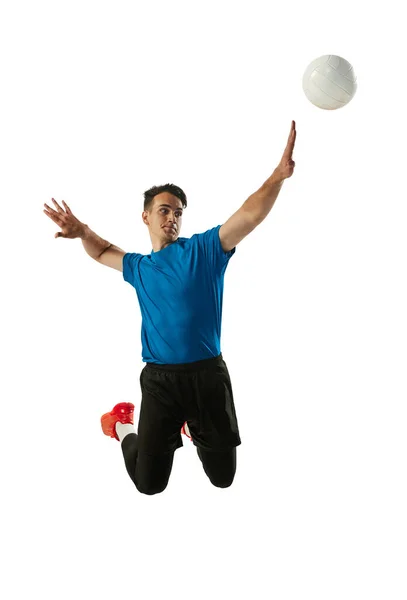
43, 198, 86, 239
273, 120, 296, 182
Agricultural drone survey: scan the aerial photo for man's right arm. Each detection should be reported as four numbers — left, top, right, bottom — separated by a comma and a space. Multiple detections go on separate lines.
43, 199, 126, 272
81, 225, 126, 272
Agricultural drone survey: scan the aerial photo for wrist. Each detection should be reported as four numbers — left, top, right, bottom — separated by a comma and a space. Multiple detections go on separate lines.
80, 224, 89, 240
265, 171, 285, 187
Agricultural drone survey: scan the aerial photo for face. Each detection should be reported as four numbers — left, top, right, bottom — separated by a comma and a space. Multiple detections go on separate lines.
143, 192, 184, 243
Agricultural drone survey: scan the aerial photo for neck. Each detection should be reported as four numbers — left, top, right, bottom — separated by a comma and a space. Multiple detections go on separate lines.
152, 239, 176, 252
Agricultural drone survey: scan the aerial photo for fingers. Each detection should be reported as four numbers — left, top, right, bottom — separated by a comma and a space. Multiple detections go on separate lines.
288, 121, 296, 143
44, 203, 61, 219
44, 197, 72, 219
44, 198, 72, 238
49, 197, 72, 215
51, 198, 65, 213
44, 204, 63, 226
283, 121, 297, 159
62, 200, 72, 214
44, 207, 64, 238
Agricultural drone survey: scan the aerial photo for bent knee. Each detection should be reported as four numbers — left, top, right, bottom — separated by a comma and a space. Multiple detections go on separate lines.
211, 474, 235, 488
135, 481, 168, 495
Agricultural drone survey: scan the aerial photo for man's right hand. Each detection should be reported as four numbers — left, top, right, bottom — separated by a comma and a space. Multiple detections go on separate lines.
44, 198, 124, 270
43, 198, 86, 239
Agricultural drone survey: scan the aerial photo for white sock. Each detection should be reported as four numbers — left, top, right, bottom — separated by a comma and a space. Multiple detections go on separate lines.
115, 422, 136, 442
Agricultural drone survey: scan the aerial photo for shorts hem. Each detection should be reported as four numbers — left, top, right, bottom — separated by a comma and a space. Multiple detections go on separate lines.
192, 440, 241, 452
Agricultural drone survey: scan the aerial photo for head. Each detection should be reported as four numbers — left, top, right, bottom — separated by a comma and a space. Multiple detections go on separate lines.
142, 183, 187, 252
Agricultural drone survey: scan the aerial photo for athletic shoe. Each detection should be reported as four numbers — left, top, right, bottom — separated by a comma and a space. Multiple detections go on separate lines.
181, 421, 192, 441
101, 402, 134, 441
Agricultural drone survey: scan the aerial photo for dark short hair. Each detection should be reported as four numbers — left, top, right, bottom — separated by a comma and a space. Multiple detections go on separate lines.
143, 183, 187, 212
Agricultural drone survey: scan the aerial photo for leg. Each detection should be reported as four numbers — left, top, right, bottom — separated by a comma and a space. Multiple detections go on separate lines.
121, 433, 175, 495
197, 446, 237, 488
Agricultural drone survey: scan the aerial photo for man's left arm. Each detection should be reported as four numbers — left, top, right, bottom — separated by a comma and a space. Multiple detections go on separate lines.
219, 121, 297, 253
243, 120, 297, 223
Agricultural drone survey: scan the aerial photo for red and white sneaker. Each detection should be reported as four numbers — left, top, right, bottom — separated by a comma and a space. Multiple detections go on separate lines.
101, 402, 134, 441
181, 421, 192, 441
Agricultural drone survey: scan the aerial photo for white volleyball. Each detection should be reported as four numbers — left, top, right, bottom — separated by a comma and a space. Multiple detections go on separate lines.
302, 55, 357, 110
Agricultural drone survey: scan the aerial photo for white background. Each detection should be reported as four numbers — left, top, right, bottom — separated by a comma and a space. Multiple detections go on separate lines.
1, 1, 406, 598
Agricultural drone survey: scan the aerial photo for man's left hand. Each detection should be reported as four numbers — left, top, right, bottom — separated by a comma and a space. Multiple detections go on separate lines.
273, 120, 297, 182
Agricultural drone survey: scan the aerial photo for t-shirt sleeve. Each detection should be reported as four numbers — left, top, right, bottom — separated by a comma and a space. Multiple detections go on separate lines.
122, 252, 141, 286
195, 224, 236, 272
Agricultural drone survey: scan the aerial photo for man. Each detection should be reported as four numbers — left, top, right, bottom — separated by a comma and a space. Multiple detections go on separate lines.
43, 121, 296, 495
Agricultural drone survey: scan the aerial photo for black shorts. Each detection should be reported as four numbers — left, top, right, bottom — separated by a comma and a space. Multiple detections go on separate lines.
136, 353, 241, 456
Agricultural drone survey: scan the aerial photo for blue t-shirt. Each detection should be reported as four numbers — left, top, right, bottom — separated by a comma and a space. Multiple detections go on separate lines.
123, 224, 236, 365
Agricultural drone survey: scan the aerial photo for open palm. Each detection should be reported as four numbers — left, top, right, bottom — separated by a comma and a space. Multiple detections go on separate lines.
274, 120, 296, 181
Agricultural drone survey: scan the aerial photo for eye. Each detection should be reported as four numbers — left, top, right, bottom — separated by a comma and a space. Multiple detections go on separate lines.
160, 208, 182, 217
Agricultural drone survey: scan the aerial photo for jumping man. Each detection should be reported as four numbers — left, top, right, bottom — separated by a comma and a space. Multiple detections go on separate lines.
43, 121, 296, 495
